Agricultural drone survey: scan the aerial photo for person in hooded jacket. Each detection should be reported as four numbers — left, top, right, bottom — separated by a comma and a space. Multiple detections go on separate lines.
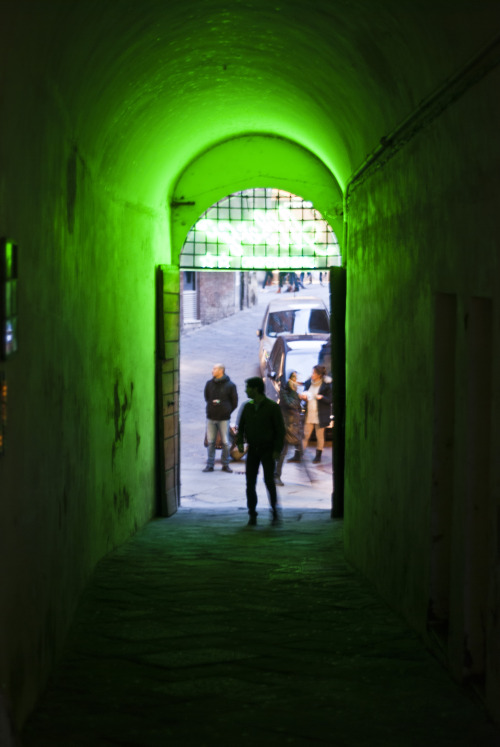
274, 371, 303, 486
203, 364, 238, 473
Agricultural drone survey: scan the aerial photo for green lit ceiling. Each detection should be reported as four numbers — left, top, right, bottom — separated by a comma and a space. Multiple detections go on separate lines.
7, 0, 497, 207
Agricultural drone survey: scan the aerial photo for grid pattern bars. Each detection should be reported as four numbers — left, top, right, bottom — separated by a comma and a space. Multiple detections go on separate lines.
180, 188, 341, 270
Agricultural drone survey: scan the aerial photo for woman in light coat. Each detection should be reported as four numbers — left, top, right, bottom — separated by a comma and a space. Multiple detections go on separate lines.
301, 364, 332, 463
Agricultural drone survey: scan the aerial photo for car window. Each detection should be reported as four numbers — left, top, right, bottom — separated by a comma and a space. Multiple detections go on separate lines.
309, 309, 329, 333
266, 310, 294, 336
290, 309, 312, 335
266, 308, 329, 337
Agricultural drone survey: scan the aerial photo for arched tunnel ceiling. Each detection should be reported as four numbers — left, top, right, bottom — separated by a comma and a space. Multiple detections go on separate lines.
8, 0, 499, 206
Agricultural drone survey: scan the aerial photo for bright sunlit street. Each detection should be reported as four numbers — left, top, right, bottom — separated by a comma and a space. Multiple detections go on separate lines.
180, 273, 333, 513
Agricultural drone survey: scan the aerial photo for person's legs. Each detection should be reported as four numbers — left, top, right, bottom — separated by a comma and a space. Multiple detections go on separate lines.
302, 422, 314, 452
261, 451, 278, 512
206, 419, 217, 467
287, 444, 302, 462
287, 428, 303, 462
245, 448, 260, 517
218, 419, 231, 466
313, 427, 325, 463
316, 427, 325, 451
275, 443, 287, 480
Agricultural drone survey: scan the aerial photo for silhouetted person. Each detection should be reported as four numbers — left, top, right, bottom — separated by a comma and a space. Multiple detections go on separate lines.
237, 377, 285, 525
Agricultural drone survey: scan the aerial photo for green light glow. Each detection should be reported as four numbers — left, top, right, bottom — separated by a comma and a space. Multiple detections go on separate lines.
181, 188, 340, 270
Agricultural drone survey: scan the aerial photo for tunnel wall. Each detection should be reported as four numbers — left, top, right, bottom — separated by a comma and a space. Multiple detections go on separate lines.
344, 64, 500, 717
0, 59, 165, 726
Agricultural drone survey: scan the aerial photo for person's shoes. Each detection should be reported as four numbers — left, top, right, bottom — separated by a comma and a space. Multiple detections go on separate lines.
287, 450, 301, 463
247, 515, 257, 526
202, 465, 214, 472
274, 476, 284, 486
271, 510, 282, 525
312, 450, 322, 464
221, 465, 233, 473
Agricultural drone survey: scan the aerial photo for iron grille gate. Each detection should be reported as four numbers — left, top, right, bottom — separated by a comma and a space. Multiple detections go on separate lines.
180, 188, 341, 271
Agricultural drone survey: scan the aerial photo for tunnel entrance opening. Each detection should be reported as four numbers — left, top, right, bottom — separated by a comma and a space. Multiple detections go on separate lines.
158, 187, 343, 517
179, 268, 334, 515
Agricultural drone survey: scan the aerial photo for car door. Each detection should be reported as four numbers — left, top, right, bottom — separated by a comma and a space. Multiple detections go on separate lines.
265, 338, 285, 402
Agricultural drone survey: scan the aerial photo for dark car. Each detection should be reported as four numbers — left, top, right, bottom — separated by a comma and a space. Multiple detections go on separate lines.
263, 334, 333, 438
318, 338, 331, 374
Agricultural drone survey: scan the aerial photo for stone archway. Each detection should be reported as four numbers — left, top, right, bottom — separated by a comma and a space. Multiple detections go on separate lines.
161, 140, 346, 517
170, 134, 344, 265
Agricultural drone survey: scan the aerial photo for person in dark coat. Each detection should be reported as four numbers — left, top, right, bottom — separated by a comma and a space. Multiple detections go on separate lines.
274, 371, 303, 486
301, 364, 332, 463
203, 364, 238, 473
236, 377, 285, 525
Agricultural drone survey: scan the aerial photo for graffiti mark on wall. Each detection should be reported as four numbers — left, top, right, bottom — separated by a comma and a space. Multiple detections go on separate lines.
111, 373, 134, 467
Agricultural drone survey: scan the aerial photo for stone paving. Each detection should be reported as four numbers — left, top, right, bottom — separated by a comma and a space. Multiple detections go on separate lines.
21, 278, 500, 745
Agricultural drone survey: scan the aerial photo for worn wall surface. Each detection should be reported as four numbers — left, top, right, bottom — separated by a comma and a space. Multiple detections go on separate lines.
198, 272, 237, 325
344, 64, 500, 718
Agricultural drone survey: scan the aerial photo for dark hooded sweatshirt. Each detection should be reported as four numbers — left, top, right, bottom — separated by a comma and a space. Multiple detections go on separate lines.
204, 374, 238, 421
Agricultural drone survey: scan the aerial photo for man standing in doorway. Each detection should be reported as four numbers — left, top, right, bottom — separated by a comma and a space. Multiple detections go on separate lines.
236, 377, 285, 525
203, 364, 238, 473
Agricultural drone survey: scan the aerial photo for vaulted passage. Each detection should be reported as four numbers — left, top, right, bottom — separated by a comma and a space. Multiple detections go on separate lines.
1, 0, 500, 738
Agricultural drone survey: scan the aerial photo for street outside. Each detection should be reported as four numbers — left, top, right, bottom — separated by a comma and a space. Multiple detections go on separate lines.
179, 273, 333, 515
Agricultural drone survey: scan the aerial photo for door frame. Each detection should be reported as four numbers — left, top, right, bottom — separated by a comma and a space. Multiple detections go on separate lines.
331, 266, 346, 518
156, 265, 180, 516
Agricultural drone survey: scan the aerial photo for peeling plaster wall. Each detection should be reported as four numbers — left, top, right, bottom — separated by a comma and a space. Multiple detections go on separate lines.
344, 65, 500, 718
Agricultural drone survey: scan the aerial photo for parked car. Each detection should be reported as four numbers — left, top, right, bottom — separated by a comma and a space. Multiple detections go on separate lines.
317, 338, 331, 374
263, 334, 333, 438
257, 295, 330, 375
